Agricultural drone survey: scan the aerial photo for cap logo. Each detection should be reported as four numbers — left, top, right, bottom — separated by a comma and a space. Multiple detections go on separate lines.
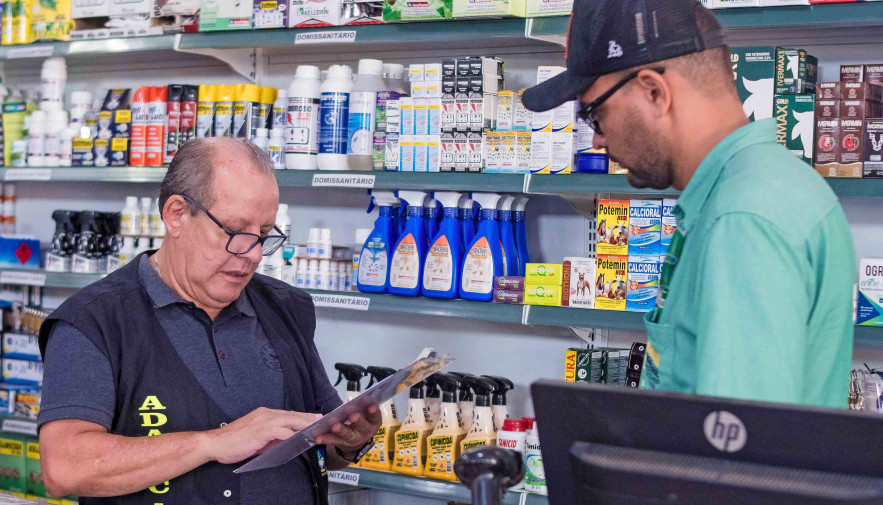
608, 40, 623, 59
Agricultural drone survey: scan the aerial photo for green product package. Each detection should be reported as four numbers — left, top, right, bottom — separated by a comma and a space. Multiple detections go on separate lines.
775, 48, 819, 95
732, 47, 776, 123
567, 348, 604, 384
453, 0, 518, 18
26, 440, 46, 498
383, 0, 452, 22
0, 434, 27, 494
774, 94, 815, 166
199, 0, 253, 31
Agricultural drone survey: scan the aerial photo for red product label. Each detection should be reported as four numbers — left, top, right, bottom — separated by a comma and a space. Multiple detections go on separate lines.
146, 86, 167, 166
180, 100, 196, 141
165, 100, 182, 163
130, 86, 149, 166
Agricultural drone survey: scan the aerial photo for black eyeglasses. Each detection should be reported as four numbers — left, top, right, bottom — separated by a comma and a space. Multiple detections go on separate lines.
179, 194, 288, 256
578, 67, 666, 136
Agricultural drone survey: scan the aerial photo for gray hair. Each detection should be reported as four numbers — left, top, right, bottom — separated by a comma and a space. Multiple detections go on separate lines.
159, 137, 274, 217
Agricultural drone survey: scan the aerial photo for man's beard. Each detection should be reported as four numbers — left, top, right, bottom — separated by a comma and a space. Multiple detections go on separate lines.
611, 111, 674, 190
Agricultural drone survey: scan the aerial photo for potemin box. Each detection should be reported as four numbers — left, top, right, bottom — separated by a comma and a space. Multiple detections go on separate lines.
595, 255, 627, 311
597, 199, 629, 256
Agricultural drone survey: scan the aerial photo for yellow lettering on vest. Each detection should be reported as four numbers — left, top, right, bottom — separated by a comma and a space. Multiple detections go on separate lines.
147, 429, 162, 437
140, 413, 168, 427
139, 396, 167, 411
149, 482, 170, 494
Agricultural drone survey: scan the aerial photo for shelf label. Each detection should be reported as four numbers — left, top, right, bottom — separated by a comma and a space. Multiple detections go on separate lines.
310, 293, 370, 311
295, 31, 357, 45
2, 419, 37, 436
312, 174, 375, 188
4, 169, 52, 181
0, 271, 46, 286
6, 46, 54, 59
327, 470, 360, 486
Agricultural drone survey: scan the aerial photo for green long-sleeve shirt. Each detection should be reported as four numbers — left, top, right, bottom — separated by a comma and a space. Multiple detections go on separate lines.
640, 119, 856, 408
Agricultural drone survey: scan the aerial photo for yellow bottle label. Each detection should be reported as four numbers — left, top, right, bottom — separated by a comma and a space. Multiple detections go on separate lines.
424, 433, 464, 481
361, 424, 402, 471
392, 429, 427, 475
461, 438, 493, 453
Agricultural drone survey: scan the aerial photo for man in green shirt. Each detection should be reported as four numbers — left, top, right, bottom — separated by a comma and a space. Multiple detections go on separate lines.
523, 0, 855, 408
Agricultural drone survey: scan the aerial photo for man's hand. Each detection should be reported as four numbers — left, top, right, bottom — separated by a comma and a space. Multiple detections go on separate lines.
201, 407, 322, 465
314, 405, 382, 454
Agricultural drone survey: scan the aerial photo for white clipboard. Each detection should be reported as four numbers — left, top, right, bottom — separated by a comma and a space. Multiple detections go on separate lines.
235, 349, 453, 473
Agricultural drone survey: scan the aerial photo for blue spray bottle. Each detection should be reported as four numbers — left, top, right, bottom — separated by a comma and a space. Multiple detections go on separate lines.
357, 190, 400, 294
388, 191, 429, 296
459, 195, 476, 247
497, 195, 519, 277
424, 198, 441, 247
513, 196, 531, 277
423, 191, 464, 299
459, 193, 503, 302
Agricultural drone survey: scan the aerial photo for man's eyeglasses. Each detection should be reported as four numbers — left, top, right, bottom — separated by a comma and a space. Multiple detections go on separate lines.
578, 67, 666, 136
179, 194, 288, 256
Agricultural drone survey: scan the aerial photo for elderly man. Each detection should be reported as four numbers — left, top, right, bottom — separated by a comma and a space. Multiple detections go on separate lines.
37, 138, 380, 504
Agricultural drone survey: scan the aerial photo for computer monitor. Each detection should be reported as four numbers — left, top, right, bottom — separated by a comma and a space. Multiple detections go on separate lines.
531, 380, 883, 505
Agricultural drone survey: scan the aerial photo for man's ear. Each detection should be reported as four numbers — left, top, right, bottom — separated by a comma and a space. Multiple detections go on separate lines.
162, 196, 189, 239
634, 69, 672, 117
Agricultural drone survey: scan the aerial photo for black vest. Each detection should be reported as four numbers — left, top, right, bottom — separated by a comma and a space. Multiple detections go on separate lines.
38, 254, 329, 505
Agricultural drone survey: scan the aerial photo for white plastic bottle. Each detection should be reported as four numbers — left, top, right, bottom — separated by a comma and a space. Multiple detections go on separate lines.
296, 258, 309, 288
41, 57, 67, 106
317, 65, 353, 171
272, 89, 288, 130
27, 111, 47, 167
277, 204, 291, 242
496, 419, 528, 490
120, 196, 141, 236
59, 126, 76, 167
523, 419, 547, 495
253, 127, 270, 154
69, 91, 92, 126
117, 237, 137, 268
316, 259, 331, 290
286, 65, 322, 170
318, 228, 332, 258
44, 109, 68, 166
347, 59, 385, 171
269, 127, 285, 169
150, 199, 166, 237
139, 197, 152, 237
352, 228, 371, 291
383, 63, 408, 95
307, 228, 321, 257
259, 246, 284, 280
307, 259, 320, 289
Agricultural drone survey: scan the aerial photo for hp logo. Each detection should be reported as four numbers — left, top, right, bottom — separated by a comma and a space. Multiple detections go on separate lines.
703, 411, 747, 453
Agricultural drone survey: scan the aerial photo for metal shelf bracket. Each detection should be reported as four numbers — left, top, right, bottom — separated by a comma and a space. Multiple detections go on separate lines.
173, 34, 258, 82
524, 18, 567, 47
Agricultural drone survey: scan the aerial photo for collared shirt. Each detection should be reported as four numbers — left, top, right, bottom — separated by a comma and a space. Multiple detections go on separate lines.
39, 255, 343, 504
640, 119, 856, 408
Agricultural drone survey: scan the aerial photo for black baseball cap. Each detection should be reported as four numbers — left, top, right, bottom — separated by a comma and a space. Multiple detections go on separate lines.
522, 0, 726, 112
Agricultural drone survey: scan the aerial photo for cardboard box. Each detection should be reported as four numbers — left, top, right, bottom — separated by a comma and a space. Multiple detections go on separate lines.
839, 118, 864, 178
453, 0, 521, 17
814, 119, 840, 177
15, 391, 39, 419
2, 333, 40, 361
595, 255, 628, 311
32, 0, 72, 42
816, 82, 841, 100
626, 256, 660, 313
628, 200, 662, 257
340, 0, 383, 24
529, 131, 551, 174
840, 99, 883, 119
428, 134, 442, 172
73, 0, 111, 18
597, 199, 629, 256
774, 94, 815, 165
815, 99, 840, 119
524, 284, 562, 306
841, 65, 864, 83
550, 131, 574, 174
865, 64, 883, 87
493, 289, 523, 304
864, 119, 883, 178
383, 0, 452, 21
0, 436, 26, 494
200, 0, 253, 30
843, 82, 883, 102
496, 91, 514, 131
26, 442, 45, 499
661, 199, 677, 252
497, 131, 516, 173
562, 257, 595, 309
511, 0, 572, 17
111, 0, 152, 16
858, 258, 883, 325
775, 48, 816, 95
289, 0, 341, 26
731, 47, 776, 122
495, 276, 525, 291
1, 359, 42, 386
482, 132, 500, 173
564, 348, 604, 383
525, 263, 563, 285
254, 0, 289, 28
515, 131, 531, 174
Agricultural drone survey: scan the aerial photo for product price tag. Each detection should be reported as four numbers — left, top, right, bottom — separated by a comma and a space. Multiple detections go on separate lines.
309, 293, 371, 311
311, 174, 375, 188
6, 45, 54, 59
4, 169, 52, 181
0, 271, 46, 286
294, 31, 357, 45
327, 470, 360, 486
1, 419, 37, 436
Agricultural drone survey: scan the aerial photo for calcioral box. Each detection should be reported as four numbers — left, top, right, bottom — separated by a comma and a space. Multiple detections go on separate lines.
626, 256, 660, 313
597, 199, 629, 256
661, 199, 677, 251
628, 200, 661, 258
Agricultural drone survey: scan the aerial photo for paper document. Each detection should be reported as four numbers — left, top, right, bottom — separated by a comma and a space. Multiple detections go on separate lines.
235, 349, 452, 473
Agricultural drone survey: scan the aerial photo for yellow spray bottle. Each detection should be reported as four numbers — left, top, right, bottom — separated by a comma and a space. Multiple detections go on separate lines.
483, 375, 514, 431
460, 376, 498, 454
448, 372, 475, 433
392, 380, 434, 476
424, 374, 442, 426
333, 363, 368, 468
360, 366, 401, 472
424, 373, 466, 482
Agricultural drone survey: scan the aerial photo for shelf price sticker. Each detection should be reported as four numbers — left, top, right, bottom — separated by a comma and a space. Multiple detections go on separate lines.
2, 419, 37, 437
309, 293, 371, 311
327, 470, 360, 486
311, 174, 376, 188
4, 169, 52, 181
295, 31, 357, 45
0, 271, 46, 286
6, 46, 54, 59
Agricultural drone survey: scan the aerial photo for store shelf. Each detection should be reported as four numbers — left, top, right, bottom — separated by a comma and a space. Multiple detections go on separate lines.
0, 269, 103, 289
0, 34, 178, 60
0, 167, 168, 183
0, 415, 37, 437
334, 467, 547, 505
276, 170, 528, 192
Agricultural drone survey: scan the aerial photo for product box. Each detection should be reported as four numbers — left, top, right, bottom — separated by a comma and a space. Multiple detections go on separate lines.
814, 119, 840, 178
414, 136, 428, 172
0, 389, 12, 415
774, 48, 817, 95
289, 0, 342, 26
562, 257, 595, 309
815, 99, 840, 119
524, 284, 562, 306
1, 359, 42, 386
858, 258, 883, 326
385, 133, 400, 171
0, 236, 39, 270
414, 99, 429, 135
839, 118, 864, 178
200, 0, 253, 30
0, 435, 26, 494
467, 132, 483, 172
511, 0, 572, 17
816, 82, 841, 101
564, 348, 603, 383
595, 255, 628, 311
601, 348, 629, 385
774, 94, 815, 165
661, 199, 677, 252
711, 0, 759, 7
529, 131, 551, 174
626, 256, 660, 313
383, 0, 451, 21
757, 0, 808, 5
493, 289, 523, 304
843, 82, 883, 102
373, 132, 387, 171
865, 64, 883, 87
111, 137, 130, 166
525, 263, 562, 285
597, 199, 629, 256
427, 135, 441, 172
399, 135, 414, 172
496, 91, 514, 131
840, 100, 883, 119
15, 390, 39, 419
495, 276, 524, 291
841, 64, 864, 83
254, 0, 289, 28
111, 0, 152, 16
550, 132, 574, 174
453, 132, 468, 172
2, 334, 40, 361
482, 132, 501, 173
32, 0, 72, 42
515, 131, 531, 174
864, 119, 883, 178
400, 98, 415, 135
73, 0, 111, 18
453, 0, 521, 17
93, 138, 111, 167
497, 131, 516, 173
440, 132, 454, 172
731, 47, 776, 122
512, 90, 531, 132
26, 442, 45, 499
628, 200, 662, 257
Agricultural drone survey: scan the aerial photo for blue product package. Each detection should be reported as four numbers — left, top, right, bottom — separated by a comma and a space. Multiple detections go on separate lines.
661, 198, 677, 251
2, 333, 40, 361
626, 256, 660, 312
1, 358, 42, 386
628, 200, 661, 258
318, 92, 350, 155
0, 237, 40, 269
